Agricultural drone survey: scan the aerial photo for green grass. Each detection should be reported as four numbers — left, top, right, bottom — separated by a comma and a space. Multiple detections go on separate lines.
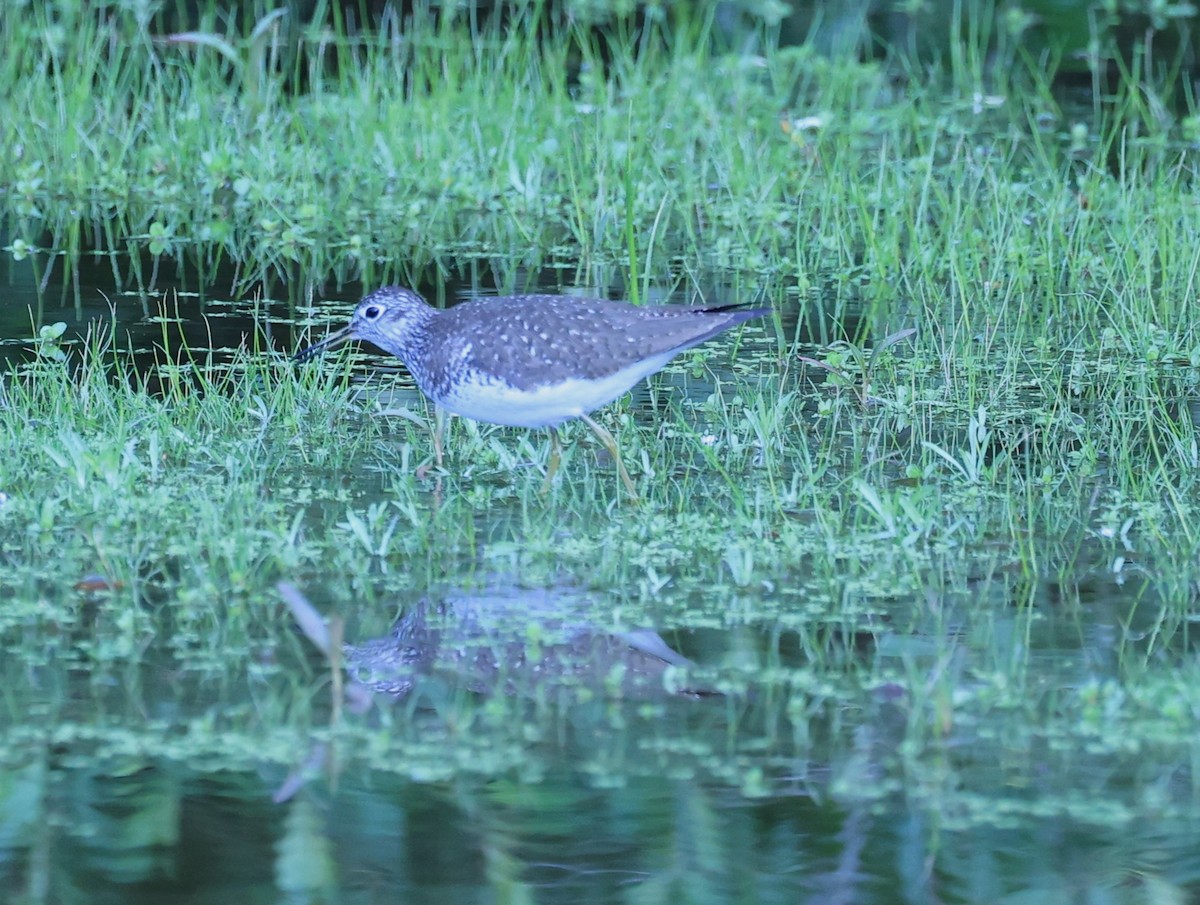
5, 2, 1199, 339
2, 301, 1199, 793
4, 1, 1200, 896
3, 308, 1200, 897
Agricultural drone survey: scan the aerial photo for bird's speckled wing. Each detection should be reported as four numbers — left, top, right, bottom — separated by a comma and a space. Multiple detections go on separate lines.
432, 295, 765, 391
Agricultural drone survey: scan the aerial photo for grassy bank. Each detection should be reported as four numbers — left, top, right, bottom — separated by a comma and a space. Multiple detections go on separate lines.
4, 1, 1197, 317
1, 304, 1198, 798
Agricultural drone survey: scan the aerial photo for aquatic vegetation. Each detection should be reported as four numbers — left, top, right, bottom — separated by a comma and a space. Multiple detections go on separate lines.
3, 1, 1200, 900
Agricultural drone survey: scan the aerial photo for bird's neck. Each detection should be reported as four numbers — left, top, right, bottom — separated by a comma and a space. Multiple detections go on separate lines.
376, 308, 438, 364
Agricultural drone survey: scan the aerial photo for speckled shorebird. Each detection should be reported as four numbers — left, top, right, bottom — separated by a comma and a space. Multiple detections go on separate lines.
294, 286, 770, 498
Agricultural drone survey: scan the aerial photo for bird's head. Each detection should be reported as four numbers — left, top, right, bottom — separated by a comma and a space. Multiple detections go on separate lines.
293, 286, 434, 362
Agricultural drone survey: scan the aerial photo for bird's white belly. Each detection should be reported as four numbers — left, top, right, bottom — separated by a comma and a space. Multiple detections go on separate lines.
438, 350, 678, 428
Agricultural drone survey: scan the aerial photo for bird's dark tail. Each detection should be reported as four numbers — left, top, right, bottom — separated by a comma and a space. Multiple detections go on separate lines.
691, 302, 772, 318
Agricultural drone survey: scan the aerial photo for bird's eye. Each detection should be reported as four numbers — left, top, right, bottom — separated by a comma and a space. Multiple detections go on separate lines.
363, 305, 381, 320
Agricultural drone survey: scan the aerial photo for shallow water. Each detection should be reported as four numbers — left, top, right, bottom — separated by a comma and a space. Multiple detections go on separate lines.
4, 548, 1198, 903
6, 754, 1199, 904
3, 257, 1200, 904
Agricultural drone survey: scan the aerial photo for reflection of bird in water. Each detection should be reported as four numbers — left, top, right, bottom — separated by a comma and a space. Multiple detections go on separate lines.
279, 582, 713, 706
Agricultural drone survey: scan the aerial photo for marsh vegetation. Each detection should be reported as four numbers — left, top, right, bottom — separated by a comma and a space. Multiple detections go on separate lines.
3, 0, 1200, 901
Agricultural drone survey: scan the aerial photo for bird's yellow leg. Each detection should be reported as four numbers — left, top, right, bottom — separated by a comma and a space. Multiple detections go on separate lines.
579, 413, 639, 502
433, 406, 446, 468
540, 427, 562, 494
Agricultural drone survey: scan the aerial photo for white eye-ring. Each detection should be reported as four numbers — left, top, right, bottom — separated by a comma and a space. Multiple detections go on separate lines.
363, 305, 382, 320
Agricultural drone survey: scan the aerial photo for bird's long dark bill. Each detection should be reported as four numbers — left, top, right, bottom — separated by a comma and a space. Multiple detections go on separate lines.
293, 325, 355, 363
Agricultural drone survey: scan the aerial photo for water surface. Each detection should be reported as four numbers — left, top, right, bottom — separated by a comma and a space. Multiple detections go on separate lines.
2, 259, 1198, 904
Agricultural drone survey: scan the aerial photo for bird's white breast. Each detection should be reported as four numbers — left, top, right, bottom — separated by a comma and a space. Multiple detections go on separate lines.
437, 349, 678, 428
